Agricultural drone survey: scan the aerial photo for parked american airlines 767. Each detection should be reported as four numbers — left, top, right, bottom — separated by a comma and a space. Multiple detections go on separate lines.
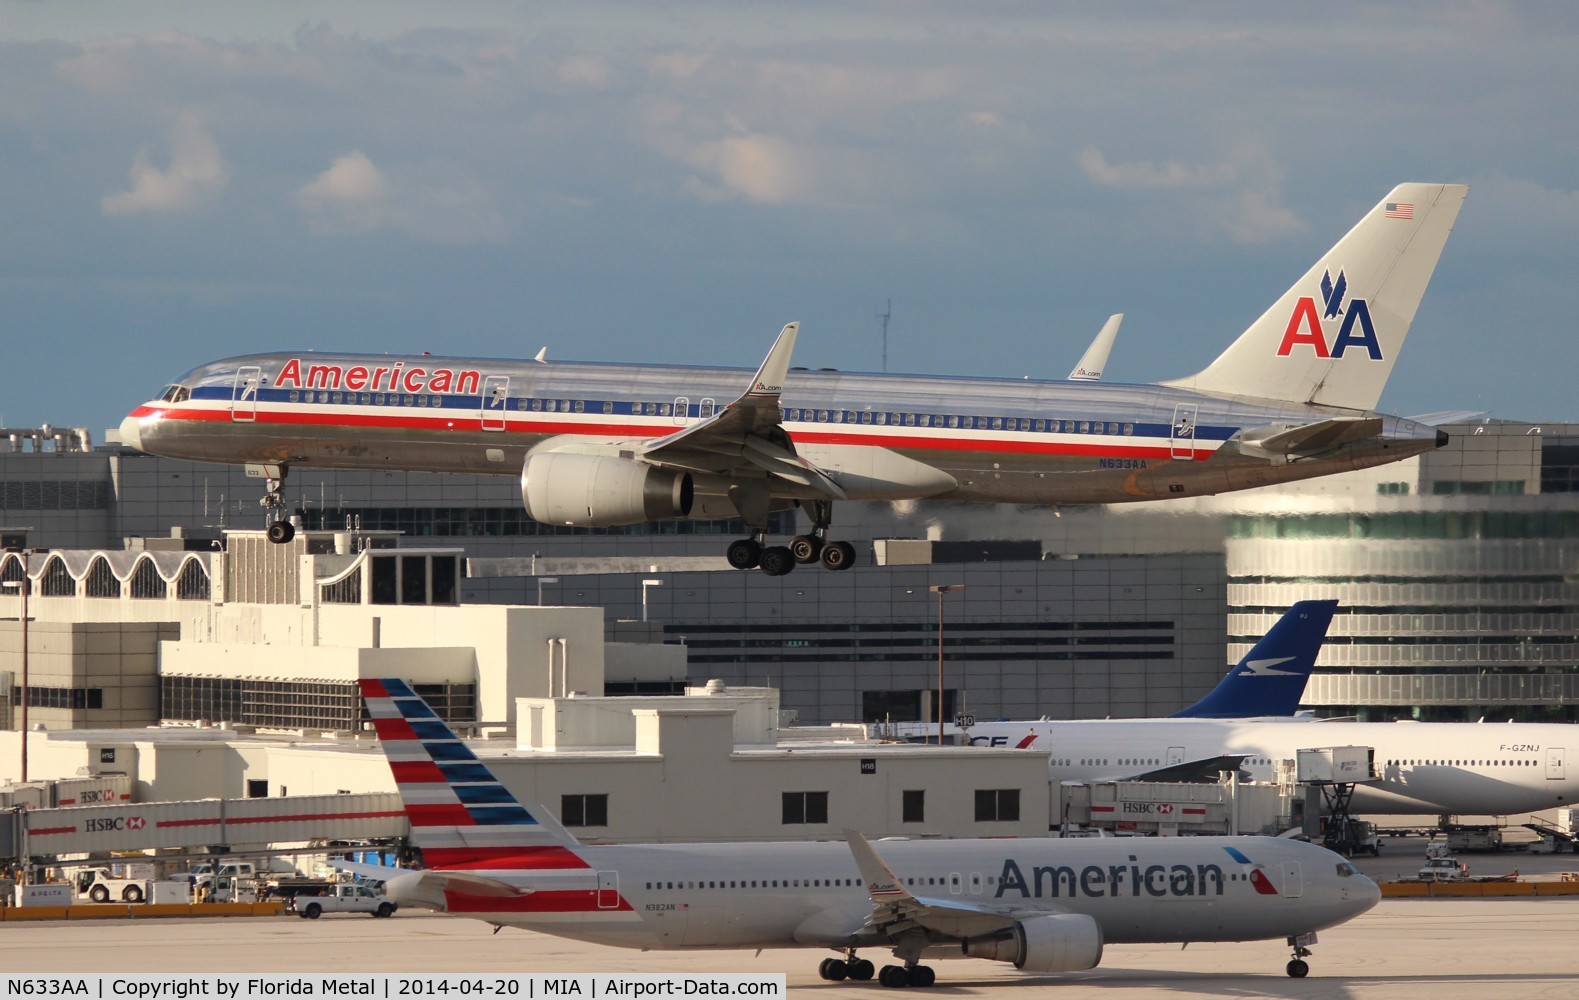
122, 184, 1466, 575
358, 678, 1378, 985
963, 716, 1579, 817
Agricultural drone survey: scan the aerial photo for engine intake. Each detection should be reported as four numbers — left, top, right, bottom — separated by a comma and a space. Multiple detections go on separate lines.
961, 913, 1103, 973
522, 452, 693, 527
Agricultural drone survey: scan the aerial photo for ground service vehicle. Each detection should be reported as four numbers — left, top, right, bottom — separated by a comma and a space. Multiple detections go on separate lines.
74, 867, 151, 903
290, 883, 397, 918
1418, 857, 1470, 881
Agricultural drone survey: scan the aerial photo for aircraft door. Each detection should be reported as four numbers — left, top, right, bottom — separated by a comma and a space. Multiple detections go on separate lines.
1166, 746, 1185, 765
698, 397, 716, 420
949, 873, 963, 895
1280, 862, 1303, 898
596, 870, 619, 909
480, 375, 509, 431
1170, 403, 1198, 459
1548, 747, 1566, 781
672, 397, 690, 425
232, 366, 261, 423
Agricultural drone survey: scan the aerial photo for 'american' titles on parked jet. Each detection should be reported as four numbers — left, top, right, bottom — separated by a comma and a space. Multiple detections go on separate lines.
357, 678, 1378, 984
121, 184, 1466, 575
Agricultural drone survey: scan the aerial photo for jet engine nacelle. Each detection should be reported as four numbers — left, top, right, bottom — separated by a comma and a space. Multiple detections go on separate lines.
521, 452, 693, 527
960, 913, 1103, 973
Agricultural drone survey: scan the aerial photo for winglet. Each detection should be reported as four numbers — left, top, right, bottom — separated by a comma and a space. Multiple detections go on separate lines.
1068, 313, 1122, 381
746, 322, 799, 400
845, 829, 916, 904
1171, 600, 1338, 718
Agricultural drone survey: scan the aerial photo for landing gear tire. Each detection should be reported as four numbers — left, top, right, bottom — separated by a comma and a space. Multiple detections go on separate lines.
819, 540, 856, 571
817, 959, 848, 982
905, 966, 935, 988
877, 965, 909, 989
266, 520, 296, 544
726, 539, 761, 570
1286, 959, 1309, 978
846, 958, 875, 981
789, 535, 823, 564
759, 546, 795, 576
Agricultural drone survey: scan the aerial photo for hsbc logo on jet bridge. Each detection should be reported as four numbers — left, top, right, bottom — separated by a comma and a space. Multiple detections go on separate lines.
84, 816, 145, 833
1276, 269, 1383, 361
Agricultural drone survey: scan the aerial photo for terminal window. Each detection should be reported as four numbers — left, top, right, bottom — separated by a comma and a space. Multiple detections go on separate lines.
902, 789, 925, 824
561, 793, 608, 827
782, 791, 829, 825
975, 788, 1020, 823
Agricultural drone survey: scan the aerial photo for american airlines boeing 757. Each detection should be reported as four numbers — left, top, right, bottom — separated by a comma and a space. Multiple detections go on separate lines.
122, 184, 1466, 574
359, 678, 1378, 984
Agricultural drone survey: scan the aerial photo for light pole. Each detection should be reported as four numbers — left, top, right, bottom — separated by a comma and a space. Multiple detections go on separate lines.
536, 576, 559, 606
3, 553, 33, 782
929, 584, 965, 745
641, 578, 663, 623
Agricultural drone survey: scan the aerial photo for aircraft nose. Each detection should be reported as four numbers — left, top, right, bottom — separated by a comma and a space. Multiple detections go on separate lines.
117, 413, 144, 452
1351, 873, 1382, 913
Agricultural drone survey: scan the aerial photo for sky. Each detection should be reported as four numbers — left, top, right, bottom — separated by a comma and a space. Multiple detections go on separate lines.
3, 1, 1577, 438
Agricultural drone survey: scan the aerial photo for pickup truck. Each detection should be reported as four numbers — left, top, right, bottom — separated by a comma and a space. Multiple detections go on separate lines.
1418, 856, 1470, 881
289, 883, 397, 919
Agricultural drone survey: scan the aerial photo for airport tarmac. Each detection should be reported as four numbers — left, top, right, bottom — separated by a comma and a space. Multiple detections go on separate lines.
3, 900, 1577, 998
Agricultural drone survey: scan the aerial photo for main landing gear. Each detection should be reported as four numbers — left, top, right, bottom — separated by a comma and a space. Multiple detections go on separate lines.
727, 500, 855, 576
816, 952, 876, 984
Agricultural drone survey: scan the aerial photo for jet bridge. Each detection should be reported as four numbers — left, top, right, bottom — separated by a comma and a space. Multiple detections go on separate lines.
0, 791, 406, 863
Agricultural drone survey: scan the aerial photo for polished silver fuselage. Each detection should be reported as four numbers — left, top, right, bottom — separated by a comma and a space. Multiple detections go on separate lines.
122, 352, 1443, 506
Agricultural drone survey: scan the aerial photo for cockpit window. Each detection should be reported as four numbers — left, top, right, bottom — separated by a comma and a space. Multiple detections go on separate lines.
158, 384, 191, 403
1335, 862, 1359, 878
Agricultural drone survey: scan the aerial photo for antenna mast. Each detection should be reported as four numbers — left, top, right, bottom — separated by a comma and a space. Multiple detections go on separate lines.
876, 298, 892, 372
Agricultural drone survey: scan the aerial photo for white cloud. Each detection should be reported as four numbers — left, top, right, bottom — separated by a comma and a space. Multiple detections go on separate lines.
294, 151, 506, 245
1078, 144, 1304, 244
101, 110, 230, 216
682, 133, 809, 205
294, 151, 392, 234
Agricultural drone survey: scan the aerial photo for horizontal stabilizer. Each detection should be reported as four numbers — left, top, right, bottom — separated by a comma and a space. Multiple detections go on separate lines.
1238, 417, 1382, 462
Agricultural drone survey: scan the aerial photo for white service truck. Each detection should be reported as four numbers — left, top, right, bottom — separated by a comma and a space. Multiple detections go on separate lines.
289, 883, 397, 919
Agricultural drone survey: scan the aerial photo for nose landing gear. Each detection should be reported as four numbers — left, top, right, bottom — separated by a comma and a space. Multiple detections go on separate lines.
252, 464, 296, 544
1286, 933, 1316, 977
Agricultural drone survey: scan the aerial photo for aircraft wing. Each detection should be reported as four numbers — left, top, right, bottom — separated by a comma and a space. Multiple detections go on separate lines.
845, 830, 1025, 940
636, 322, 847, 499
1123, 754, 1250, 783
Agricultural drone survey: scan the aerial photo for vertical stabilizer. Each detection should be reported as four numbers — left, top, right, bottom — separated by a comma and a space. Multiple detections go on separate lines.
360, 677, 586, 870
1171, 600, 1338, 718
1164, 184, 1467, 411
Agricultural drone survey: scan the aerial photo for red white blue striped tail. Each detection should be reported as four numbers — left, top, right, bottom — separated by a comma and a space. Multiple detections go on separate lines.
360, 677, 588, 871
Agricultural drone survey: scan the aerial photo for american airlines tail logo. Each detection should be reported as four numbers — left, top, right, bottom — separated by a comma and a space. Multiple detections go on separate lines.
1276, 269, 1383, 361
